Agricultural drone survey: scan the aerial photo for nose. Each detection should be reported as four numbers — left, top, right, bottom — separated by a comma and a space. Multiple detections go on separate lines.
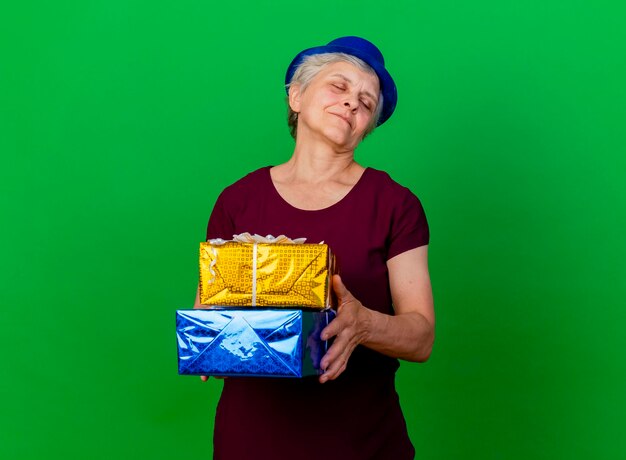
343, 93, 359, 112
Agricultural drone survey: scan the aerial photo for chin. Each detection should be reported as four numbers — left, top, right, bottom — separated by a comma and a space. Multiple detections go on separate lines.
320, 127, 355, 148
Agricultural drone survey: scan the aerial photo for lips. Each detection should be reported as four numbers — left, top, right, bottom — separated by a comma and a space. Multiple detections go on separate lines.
330, 112, 352, 129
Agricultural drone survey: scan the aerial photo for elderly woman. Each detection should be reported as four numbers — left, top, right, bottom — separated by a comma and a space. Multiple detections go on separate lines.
195, 36, 434, 460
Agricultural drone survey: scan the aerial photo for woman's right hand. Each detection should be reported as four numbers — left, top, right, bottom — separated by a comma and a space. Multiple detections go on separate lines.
200, 376, 227, 381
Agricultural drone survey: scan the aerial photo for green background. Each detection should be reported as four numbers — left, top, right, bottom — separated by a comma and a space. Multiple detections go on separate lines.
2, 1, 625, 458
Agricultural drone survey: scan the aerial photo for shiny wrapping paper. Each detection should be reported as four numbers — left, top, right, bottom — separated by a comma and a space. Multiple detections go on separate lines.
176, 309, 335, 377
199, 242, 336, 308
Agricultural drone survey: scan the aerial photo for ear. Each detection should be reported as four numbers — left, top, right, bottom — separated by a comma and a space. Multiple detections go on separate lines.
288, 83, 302, 113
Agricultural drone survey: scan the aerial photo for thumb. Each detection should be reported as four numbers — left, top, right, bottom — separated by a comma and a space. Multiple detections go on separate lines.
332, 274, 353, 303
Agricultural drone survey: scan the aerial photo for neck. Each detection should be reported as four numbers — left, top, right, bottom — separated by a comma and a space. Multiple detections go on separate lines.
286, 147, 355, 183
285, 133, 359, 183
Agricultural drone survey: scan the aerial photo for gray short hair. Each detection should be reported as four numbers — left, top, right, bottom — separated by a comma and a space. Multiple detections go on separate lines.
286, 52, 384, 140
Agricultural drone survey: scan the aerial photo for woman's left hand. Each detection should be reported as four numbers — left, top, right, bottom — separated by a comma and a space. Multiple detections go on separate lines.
318, 274, 371, 384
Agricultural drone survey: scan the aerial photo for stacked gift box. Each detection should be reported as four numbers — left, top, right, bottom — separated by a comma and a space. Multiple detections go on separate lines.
176, 234, 336, 378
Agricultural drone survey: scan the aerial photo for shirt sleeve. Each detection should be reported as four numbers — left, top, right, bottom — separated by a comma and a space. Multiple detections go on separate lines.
205, 190, 235, 241
386, 188, 430, 260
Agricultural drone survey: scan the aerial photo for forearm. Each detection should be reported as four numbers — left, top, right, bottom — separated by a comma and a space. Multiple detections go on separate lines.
360, 307, 434, 362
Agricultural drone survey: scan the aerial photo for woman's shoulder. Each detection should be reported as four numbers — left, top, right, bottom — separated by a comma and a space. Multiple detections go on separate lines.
227, 166, 271, 188
363, 167, 420, 200
218, 166, 272, 199
364, 168, 429, 250
361, 167, 427, 222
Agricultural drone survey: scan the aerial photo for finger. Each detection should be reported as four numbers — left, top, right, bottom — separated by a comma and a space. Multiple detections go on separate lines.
321, 293, 359, 341
320, 319, 342, 341
325, 339, 355, 380
320, 339, 341, 371
320, 354, 348, 383
332, 274, 353, 303
319, 332, 353, 373
320, 300, 354, 340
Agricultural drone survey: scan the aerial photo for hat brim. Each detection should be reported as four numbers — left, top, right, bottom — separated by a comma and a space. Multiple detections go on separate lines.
285, 44, 397, 126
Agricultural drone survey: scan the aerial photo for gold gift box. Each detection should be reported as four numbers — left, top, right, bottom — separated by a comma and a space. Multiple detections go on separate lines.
199, 242, 336, 309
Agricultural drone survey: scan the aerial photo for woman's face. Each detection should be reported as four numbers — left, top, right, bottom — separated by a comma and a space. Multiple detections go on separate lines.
290, 61, 380, 151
